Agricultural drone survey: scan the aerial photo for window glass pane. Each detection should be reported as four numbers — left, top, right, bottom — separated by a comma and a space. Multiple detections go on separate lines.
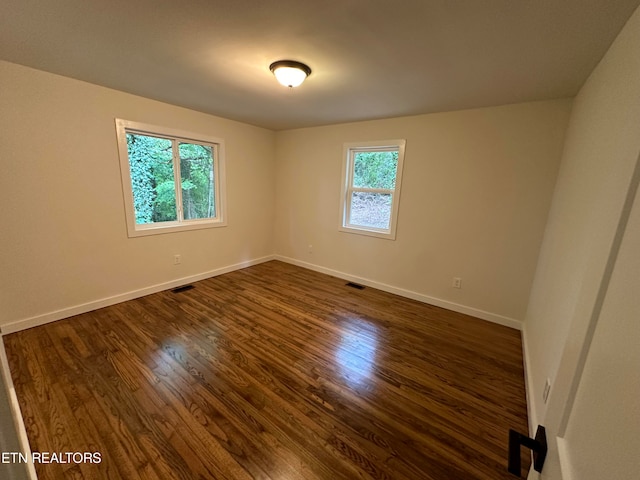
179, 142, 215, 220
352, 151, 398, 189
349, 192, 392, 229
126, 133, 177, 224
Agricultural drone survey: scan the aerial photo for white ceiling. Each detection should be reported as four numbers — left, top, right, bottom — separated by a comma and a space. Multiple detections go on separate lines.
1, 0, 638, 130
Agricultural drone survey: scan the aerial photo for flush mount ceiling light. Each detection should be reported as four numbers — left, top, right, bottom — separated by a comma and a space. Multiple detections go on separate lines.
269, 60, 312, 88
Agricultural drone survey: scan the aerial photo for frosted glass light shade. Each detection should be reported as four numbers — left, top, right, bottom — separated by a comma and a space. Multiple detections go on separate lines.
269, 60, 311, 88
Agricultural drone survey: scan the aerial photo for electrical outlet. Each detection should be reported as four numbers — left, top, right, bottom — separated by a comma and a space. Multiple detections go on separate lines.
308, 244, 313, 254
174, 254, 181, 265
543, 378, 551, 404
453, 277, 462, 289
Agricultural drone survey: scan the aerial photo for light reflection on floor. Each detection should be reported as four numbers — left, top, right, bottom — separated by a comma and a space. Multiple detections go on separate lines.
335, 316, 379, 389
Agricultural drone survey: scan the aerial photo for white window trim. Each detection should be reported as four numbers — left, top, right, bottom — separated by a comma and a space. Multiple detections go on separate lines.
115, 119, 227, 238
339, 139, 406, 240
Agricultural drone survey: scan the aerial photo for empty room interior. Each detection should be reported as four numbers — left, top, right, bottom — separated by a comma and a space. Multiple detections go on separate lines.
1, 1, 639, 480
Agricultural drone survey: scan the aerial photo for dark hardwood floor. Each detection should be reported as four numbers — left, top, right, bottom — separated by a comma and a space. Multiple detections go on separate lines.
4, 261, 530, 479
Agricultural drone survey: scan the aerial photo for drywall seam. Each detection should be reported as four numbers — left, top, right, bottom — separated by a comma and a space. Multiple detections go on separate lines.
0, 255, 276, 335
275, 255, 522, 330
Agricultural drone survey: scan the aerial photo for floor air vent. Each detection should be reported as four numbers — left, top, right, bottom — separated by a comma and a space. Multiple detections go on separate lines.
172, 284, 195, 293
346, 282, 365, 290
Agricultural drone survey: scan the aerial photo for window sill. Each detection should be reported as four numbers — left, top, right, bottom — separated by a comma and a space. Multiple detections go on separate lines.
339, 225, 397, 240
126, 219, 227, 238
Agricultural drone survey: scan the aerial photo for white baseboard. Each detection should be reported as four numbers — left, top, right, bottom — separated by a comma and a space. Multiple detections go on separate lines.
1, 255, 276, 335
557, 437, 575, 480
2, 252, 522, 334
521, 324, 538, 435
0, 338, 38, 479
274, 255, 522, 330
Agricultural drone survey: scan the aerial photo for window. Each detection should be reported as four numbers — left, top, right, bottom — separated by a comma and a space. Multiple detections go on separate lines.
115, 119, 226, 237
339, 140, 406, 239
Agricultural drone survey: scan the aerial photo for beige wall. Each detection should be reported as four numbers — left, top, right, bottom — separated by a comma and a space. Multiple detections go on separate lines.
274, 100, 571, 324
0, 60, 573, 337
560, 170, 639, 480
524, 4, 640, 433
0, 61, 276, 328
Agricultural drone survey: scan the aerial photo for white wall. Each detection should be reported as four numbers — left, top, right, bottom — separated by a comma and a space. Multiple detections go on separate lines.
561, 164, 640, 480
274, 101, 571, 324
0, 61, 276, 329
0, 61, 571, 332
523, 5, 640, 430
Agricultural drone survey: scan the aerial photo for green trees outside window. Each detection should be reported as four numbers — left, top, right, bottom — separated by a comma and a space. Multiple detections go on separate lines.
353, 151, 398, 190
126, 133, 215, 225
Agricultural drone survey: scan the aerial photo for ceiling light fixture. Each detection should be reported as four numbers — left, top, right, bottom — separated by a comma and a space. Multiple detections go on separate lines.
269, 60, 312, 88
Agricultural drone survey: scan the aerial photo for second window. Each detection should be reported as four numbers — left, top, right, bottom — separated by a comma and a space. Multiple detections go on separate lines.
340, 140, 406, 239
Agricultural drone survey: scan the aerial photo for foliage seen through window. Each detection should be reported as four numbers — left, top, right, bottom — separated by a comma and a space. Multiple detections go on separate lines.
126, 133, 215, 225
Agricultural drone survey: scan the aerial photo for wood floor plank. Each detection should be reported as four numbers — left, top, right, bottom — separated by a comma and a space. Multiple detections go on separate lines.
5, 260, 530, 479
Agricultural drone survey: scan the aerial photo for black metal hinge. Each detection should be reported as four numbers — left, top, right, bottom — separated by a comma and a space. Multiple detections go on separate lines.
508, 425, 547, 477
